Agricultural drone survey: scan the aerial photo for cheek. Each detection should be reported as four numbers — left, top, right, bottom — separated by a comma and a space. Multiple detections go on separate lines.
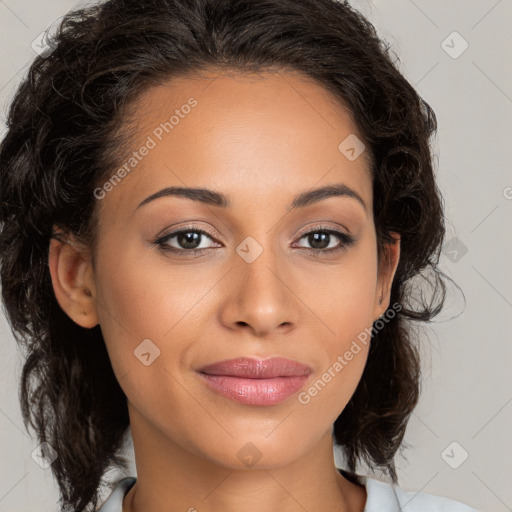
92, 247, 206, 429
302, 241, 379, 342
294, 273, 376, 424
92, 239, 186, 373
92, 235, 229, 397
284, 242, 378, 417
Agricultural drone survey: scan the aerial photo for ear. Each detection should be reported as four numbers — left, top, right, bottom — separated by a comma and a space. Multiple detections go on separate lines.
48, 226, 99, 328
373, 232, 401, 322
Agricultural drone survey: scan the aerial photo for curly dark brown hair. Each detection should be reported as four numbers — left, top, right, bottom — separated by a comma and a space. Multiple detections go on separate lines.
0, 0, 452, 510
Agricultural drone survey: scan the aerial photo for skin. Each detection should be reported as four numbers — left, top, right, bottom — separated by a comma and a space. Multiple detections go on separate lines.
48, 69, 400, 512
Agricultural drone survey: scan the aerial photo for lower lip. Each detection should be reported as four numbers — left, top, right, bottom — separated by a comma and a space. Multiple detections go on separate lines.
197, 373, 310, 405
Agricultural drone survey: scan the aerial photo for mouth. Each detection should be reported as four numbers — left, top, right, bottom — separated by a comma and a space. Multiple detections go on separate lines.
196, 357, 313, 406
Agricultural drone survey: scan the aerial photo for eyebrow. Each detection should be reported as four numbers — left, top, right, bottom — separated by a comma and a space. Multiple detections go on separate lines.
136, 183, 367, 213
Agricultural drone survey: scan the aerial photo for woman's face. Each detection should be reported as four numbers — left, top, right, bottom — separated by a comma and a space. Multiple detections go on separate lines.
52, 70, 399, 469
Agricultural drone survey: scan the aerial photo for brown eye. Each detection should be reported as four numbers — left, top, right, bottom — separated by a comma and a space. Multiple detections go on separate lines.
293, 227, 356, 255
154, 226, 221, 254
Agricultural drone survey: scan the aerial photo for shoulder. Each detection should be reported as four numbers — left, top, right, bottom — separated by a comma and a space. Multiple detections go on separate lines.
96, 477, 136, 512
363, 475, 481, 512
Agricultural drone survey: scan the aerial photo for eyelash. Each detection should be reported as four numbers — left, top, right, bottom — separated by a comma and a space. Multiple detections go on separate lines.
153, 224, 356, 257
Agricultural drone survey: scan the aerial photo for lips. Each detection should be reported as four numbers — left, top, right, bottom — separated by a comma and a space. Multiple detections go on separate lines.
198, 357, 313, 378
197, 357, 313, 406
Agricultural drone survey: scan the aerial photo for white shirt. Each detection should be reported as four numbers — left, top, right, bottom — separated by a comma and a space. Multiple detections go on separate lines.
97, 474, 480, 512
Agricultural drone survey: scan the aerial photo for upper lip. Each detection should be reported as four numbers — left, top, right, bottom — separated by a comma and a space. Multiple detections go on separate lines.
198, 357, 313, 378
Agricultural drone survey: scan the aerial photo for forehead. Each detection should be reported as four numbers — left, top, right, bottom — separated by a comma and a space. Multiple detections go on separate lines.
100, 69, 372, 219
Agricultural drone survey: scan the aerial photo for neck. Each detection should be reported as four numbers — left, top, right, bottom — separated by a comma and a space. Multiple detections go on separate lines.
122, 405, 366, 512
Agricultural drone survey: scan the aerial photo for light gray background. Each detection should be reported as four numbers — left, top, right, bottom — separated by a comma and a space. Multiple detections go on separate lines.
0, 1, 511, 511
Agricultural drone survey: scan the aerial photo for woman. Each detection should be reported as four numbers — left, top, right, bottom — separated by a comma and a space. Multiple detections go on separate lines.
0, 0, 480, 511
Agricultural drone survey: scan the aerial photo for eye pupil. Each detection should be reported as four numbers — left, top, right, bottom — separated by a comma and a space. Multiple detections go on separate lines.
178, 231, 201, 249
309, 232, 330, 249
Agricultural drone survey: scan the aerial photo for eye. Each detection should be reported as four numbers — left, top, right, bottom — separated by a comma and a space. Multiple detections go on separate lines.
293, 226, 356, 255
153, 225, 221, 254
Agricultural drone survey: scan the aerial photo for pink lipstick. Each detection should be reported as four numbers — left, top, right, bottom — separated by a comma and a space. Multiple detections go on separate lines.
197, 357, 313, 406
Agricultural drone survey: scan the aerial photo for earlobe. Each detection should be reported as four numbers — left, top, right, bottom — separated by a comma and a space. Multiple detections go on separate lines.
373, 233, 401, 320
48, 230, 99, 328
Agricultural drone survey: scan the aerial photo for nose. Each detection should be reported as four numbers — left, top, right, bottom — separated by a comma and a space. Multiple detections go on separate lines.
218, 245, 300, 338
